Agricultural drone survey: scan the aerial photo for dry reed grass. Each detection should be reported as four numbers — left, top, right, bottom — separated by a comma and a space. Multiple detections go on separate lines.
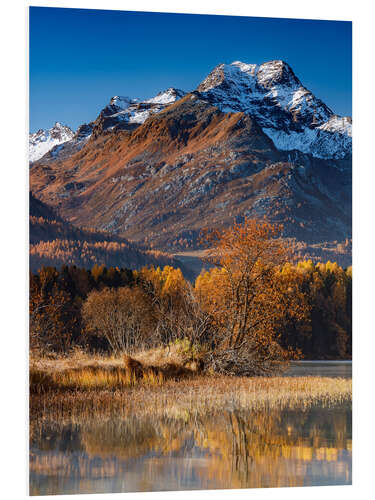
30, 344, 192, 373
30, 370, 351, 425
30, 350, 195, 394
30, 350, 351, 425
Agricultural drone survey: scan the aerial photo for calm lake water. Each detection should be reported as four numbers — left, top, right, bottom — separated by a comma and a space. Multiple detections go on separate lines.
285, 360, 352, 378
29, 361, 352, 495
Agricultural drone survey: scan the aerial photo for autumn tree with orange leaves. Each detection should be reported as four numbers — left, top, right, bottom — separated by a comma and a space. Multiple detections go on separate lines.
196, 219, 309, 375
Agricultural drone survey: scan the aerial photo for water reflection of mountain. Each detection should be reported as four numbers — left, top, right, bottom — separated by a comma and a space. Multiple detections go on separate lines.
30, 403, 351, 495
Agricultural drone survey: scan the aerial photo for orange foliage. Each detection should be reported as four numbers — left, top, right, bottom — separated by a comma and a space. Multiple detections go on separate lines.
196, 219, 309, 374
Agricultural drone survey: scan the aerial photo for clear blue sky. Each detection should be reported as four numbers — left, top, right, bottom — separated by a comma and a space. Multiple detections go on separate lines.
29, 7, 352, 133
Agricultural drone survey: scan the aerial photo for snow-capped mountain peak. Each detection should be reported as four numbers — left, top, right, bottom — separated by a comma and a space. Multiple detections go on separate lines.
29, 122, 74, 162
196, 59, 351, 159
93, 87, 187, 132
256, 60, 301, 88
198, 60, 301, 93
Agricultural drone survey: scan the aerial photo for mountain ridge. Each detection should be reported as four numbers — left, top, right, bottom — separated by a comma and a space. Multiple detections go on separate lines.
29, 60, 351, 163
29, 59, 352, 267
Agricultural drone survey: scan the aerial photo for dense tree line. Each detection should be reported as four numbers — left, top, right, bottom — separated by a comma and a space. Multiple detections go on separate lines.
30, 234, 351, 365
279, 260, 352, 359
30, 237, 178, 273
30, 264, 135, 353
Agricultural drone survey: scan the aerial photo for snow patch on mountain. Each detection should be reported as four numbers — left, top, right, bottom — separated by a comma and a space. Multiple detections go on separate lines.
110, 96, 138, 109
29, 122, 74, 162
263, 127, 349, 159
145, 88, 185, 105
100, 88, 186, 129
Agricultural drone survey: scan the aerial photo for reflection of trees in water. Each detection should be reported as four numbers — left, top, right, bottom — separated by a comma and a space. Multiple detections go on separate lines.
191, 406, 351, 488
30, 404, 352, 493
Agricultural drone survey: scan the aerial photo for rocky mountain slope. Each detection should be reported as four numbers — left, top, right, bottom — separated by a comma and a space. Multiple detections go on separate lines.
30, 60, 352, 266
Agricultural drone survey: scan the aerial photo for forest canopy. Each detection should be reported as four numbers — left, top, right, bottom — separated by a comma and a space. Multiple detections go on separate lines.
30, 219, 352, 373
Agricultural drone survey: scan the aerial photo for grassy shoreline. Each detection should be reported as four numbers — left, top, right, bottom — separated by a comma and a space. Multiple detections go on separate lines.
30, 352, 352, 423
